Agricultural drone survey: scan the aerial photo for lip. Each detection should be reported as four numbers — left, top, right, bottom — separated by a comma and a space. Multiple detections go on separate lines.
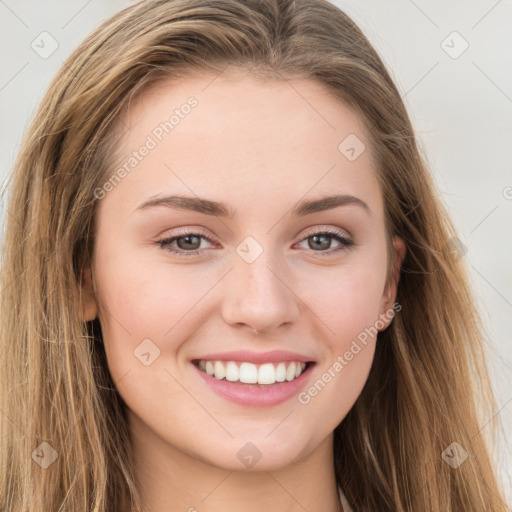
193, 349, 314, 364
191, 355, 316, 407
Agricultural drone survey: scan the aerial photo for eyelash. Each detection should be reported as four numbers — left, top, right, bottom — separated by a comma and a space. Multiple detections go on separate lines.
156, 227, 354, 257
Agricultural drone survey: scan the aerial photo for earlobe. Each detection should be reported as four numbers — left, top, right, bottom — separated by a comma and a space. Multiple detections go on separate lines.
81, 267, 98, 322
378, 236, 406, 329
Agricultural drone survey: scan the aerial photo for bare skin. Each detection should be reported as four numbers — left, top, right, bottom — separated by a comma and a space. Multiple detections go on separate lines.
83, 67, 405, 512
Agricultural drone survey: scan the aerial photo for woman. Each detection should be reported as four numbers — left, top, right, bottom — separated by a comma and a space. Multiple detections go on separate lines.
0, 0, 508, 510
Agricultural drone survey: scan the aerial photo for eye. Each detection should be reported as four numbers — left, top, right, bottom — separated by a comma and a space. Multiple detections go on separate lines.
157, 227, 354, 257
295, 227, 354, 256
157, 229, 216, 257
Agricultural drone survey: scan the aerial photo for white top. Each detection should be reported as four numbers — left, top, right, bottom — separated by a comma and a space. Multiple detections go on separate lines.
338, 486, 353, 512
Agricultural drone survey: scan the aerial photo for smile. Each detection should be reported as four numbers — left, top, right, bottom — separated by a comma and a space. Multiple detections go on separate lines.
196, 359, 308, 385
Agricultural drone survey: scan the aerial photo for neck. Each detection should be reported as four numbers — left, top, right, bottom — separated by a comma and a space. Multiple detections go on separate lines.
127, 412, 342, 512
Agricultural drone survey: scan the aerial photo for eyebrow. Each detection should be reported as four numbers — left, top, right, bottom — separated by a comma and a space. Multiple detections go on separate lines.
135, 193, 371, 217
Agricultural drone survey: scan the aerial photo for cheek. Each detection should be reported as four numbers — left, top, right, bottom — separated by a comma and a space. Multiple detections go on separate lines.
92, 255, 196, 423
91, 245, 170, 373
292, 259, 385, 408
295, 267, 381, 419
94, 242, 195, 332
92, 244, 228, 381
301, 262, 386, 345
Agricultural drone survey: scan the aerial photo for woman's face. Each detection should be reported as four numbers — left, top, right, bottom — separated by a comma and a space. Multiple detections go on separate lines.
85, 68, 405, 472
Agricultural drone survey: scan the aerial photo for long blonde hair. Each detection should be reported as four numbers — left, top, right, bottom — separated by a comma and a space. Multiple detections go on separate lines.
0, 0, 508, 510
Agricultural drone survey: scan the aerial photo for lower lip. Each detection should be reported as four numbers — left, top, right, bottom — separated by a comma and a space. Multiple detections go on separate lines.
193, 363, 314, 407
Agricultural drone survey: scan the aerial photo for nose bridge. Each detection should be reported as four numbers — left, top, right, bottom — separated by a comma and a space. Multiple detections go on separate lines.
221, 235, 300, 333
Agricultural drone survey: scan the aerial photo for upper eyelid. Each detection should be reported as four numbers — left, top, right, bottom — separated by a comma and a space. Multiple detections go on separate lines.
299, 225, 352, 239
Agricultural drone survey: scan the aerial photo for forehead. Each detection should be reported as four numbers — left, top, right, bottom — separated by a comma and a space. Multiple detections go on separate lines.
103, 69, 382, 220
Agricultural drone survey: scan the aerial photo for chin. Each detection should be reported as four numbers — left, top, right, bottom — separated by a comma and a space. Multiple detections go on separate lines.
187, 431, 316, 472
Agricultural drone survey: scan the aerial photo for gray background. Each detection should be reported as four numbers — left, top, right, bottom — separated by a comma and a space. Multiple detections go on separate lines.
1, 0, 510, 501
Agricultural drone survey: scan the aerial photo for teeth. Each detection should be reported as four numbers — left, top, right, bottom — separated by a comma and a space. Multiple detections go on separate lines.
258, 363, 275, 385
214, 361, 226, 380
239, 362, 258, 384
275, 362, 286, 382
286, 362, 296, 381
197, 360, 307, 385
225, 361, 239, 382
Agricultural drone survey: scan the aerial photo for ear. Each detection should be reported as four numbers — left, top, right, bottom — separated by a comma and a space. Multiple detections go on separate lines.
81, 267, 98, 322
377, 236, 406, 330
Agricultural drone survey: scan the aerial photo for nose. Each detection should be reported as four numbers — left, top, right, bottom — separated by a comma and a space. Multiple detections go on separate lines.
221, 249, 301, 335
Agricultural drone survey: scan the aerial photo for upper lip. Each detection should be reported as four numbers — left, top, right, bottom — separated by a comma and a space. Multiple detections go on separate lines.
193, 350, 315, 364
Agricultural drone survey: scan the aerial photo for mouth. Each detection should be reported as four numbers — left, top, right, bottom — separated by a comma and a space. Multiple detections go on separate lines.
191, 354, 316, 407
192, 359, 312, 386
